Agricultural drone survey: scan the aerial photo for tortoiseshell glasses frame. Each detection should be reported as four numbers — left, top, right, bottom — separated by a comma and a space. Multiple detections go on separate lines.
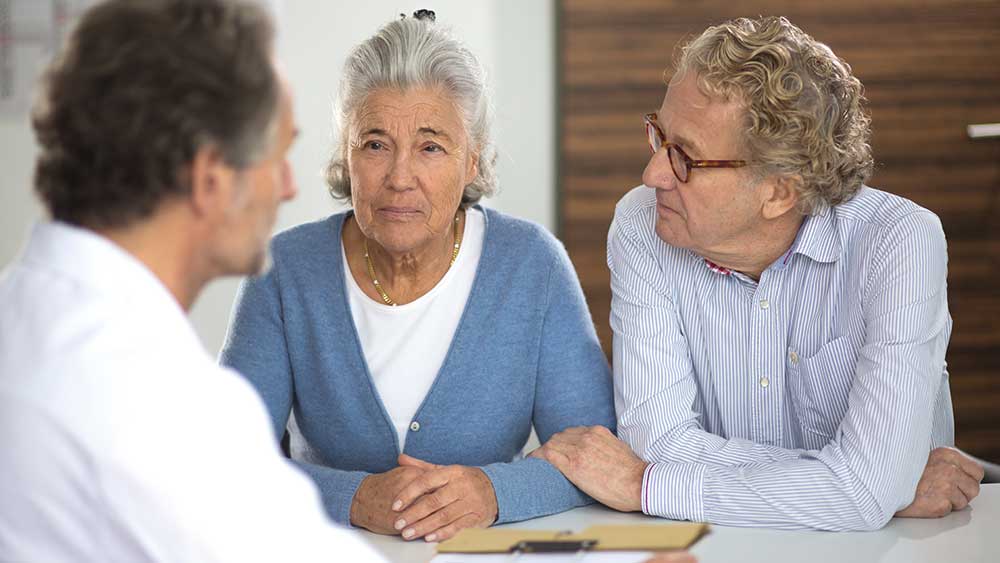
644, 112, 748, 183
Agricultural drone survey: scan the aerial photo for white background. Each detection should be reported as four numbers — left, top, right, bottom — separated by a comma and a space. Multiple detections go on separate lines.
0, 0, 555, 355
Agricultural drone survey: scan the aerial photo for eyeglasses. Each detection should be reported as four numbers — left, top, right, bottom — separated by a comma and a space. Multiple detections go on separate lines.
644, 112, 747, 183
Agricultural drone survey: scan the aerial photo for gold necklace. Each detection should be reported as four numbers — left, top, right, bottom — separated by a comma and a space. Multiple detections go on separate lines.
363, 212, 463, 306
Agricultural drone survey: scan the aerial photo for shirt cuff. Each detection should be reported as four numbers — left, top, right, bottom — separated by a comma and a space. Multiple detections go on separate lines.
641, 462, 706, 522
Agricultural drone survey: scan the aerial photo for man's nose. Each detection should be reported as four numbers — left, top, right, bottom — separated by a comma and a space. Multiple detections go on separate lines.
642, 149, 678, 190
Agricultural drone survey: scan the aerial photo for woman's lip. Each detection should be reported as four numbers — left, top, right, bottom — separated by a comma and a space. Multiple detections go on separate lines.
380, 206, 420, 212
377, 207, 422, 220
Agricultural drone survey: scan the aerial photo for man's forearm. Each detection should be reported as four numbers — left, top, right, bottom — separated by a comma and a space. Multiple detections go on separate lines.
643, 450, 906, 531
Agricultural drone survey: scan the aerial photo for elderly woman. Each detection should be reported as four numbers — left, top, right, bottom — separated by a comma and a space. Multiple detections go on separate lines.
220, 13, 614, 543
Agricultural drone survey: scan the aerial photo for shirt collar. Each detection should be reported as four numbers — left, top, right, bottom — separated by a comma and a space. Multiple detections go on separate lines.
786, 208, 842, 266
695, 209, 842, 277
19, 221, 188, 321
701, 257, 733, 276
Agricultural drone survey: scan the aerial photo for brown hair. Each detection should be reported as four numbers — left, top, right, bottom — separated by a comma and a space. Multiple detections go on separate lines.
32, 0, 278, 229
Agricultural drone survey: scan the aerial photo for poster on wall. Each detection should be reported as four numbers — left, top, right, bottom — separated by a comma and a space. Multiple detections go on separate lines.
0, 0, 282, 119
0, 0, 95, 119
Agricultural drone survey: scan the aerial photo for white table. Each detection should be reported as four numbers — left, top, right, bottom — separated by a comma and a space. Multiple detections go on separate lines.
359, 483, 998, 562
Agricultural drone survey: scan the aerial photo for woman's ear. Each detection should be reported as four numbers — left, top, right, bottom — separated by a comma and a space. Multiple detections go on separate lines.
466, 150, 480, 185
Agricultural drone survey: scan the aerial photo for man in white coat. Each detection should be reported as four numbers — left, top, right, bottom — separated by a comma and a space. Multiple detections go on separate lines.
0, 1, 385, 561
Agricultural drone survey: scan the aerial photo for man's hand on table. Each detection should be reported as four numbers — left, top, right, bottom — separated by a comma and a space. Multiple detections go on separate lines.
529, 425, 646, 512
390, 454, 498, 542
896, 446, 985, 518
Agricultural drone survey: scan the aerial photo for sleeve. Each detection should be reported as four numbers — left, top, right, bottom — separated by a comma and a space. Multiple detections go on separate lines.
480, 236, 618, 524
611, 209, 951, 531
219, 268, 371, 528
104, 364, 386, 562
288, 460, 370, 527
220, 270, 294, 441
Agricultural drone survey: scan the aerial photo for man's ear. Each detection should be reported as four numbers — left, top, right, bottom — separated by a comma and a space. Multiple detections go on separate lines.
761, 174, 802, 220
189, 145, 236, 219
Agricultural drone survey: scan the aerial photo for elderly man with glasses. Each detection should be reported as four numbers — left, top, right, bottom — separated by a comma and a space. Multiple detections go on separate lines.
531, 16, 984, 531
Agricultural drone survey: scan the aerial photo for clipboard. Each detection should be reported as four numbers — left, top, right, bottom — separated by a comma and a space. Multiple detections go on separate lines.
437, 523, 709, 554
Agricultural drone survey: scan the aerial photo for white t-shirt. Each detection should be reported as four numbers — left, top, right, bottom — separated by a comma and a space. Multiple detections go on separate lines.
0, 222, 385, 563
344, 208, 485, 451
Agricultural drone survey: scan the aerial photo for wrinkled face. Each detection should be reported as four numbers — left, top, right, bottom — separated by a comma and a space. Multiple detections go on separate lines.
347, 86, 478, 254
218, 77, 298, 275
642, 72, 761, 255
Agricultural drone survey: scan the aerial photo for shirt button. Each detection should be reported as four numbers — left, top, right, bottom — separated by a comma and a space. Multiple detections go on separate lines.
789, 350, 799, 364
759, 377, 770, 388
409, 421, 421, 432
759, 299, 770, 310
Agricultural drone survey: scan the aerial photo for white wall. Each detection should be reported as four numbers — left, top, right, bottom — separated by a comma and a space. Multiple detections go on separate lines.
0, 0, 555, 355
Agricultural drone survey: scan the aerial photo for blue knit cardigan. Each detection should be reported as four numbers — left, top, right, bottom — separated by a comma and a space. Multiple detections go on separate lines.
220, 206, 616, 526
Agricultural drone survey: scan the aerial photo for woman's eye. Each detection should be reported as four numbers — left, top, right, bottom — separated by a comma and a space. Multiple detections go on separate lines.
363, 140, 385, 151
423, 143, 445, 153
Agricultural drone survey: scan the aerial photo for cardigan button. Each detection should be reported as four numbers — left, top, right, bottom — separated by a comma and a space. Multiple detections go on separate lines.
409, 421, 421, 432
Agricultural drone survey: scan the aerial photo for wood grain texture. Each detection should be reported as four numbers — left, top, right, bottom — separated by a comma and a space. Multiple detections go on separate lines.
557, 0, 1000, 460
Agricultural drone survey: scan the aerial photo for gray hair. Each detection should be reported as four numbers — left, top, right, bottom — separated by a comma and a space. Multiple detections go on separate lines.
325, 16, 497, 206
673, 16, 873, 215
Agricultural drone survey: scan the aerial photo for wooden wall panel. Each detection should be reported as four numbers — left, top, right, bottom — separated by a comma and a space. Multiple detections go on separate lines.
558, 0, 1000, 460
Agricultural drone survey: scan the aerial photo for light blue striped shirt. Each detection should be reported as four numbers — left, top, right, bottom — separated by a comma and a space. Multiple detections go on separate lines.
608, 185, 954, 531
